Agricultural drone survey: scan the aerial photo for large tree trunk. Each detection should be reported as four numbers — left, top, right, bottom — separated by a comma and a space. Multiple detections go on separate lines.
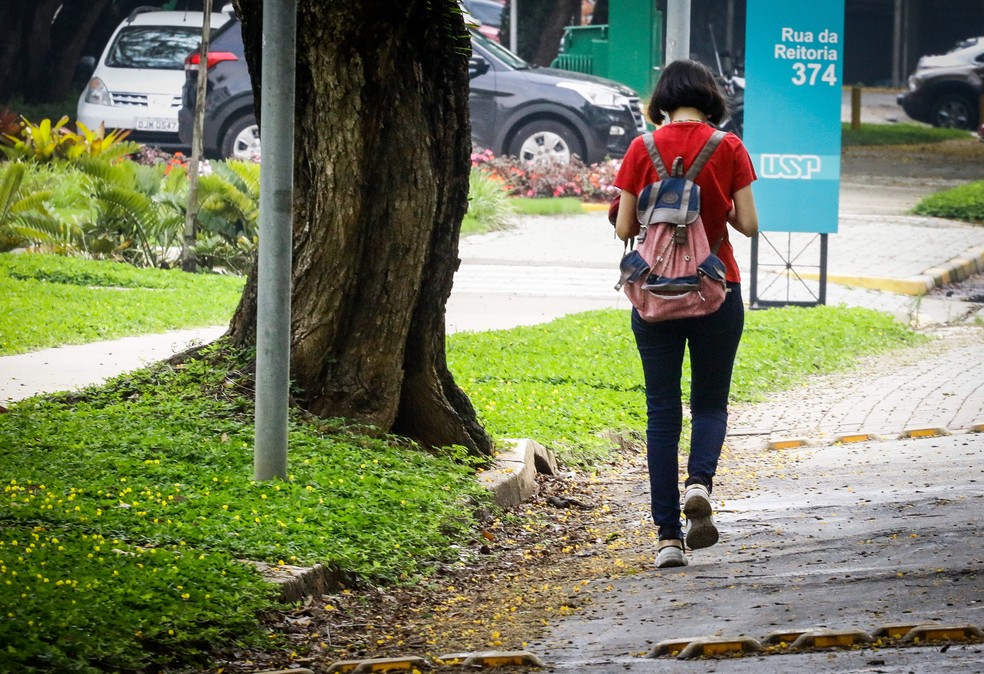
531, 0, 581, 66
228, 0, 493, 456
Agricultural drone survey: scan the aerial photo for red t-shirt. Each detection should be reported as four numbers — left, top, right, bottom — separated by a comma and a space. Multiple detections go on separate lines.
614, 123, 756, 284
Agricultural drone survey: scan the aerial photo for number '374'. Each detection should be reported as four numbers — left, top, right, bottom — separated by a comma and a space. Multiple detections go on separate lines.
792, 63, 838, 86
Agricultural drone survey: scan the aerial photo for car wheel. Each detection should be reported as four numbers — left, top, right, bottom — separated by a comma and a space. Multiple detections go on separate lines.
930, 94, 976, 130
221, 113, 261, 160
508, 120, 583, 164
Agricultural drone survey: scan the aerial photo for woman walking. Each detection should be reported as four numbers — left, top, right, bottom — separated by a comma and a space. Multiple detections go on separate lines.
613, 59, 759, 568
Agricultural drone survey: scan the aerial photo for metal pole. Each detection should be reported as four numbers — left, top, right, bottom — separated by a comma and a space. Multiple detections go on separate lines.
254, 0, 296, 481
892, 0, 903, 86
665, 0, 691, 64
851, 85, 862, 130
510, 0, 518, 54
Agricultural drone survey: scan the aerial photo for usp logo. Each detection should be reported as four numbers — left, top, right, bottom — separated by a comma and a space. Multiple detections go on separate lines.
759, 154, 822, 179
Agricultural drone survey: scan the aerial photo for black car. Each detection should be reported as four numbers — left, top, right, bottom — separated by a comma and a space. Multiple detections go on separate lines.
178, 18, 257, 160
179, 20, 644, 164
897, 36, 984, 130
469, 30, 644, 164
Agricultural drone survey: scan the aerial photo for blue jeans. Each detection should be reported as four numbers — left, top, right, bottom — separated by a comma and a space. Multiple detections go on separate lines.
631, 283, 744, 541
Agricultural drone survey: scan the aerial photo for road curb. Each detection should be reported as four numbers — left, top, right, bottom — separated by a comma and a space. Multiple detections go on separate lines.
800, 244, 984, 296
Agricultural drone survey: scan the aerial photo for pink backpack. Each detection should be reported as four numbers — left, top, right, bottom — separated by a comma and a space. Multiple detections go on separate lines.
614, 130, 728, 323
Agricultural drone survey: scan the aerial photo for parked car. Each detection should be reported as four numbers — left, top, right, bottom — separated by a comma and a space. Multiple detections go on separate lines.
177, 15, 257, 160
77, 7, 233, 149
469, 29, 645, 164
463, 0, 504, 42
897, 36, 984, 130
179, 20, 644, 165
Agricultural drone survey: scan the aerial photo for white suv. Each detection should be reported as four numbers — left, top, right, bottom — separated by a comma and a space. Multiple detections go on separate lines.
77, 7, 233, 149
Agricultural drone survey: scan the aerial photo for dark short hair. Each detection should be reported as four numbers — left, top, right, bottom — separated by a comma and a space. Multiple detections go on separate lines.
647, 59, 727, 126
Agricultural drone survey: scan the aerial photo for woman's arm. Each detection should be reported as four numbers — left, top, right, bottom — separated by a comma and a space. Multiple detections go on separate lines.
615, 191, 640, 242
728, 185, 759, 238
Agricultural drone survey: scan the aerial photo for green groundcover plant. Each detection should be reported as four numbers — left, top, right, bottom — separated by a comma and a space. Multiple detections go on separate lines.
912, 180, 984, 223
0, 343, 491, 673
840, 122, 969, 146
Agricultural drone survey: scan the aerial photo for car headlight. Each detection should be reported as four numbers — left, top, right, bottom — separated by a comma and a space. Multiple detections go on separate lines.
557, 81, 630, 109
83, 78, 112, 106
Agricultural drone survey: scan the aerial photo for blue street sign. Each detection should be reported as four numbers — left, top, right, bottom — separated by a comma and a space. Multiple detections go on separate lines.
743, 0, 845, 233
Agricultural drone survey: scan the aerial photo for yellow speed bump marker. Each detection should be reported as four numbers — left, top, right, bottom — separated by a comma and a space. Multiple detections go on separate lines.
761, 629, 810, 646
791, 629, 872, 650
903, 624, 984, 644
870, 623, 924, 640
647, 638, 700, 658
834, 433, 874, 444
900, 427, 951, 439
676, 637, 763, 659
768, 438, 808, 450
459, 651, 547, 668
326, 657, 432, 673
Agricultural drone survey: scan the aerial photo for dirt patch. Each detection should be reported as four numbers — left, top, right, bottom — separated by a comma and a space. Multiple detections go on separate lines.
842, 137, 984, 182
930, 271, 984, 303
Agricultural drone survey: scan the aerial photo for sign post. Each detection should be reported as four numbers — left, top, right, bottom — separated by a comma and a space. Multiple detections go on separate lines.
743, 0, 845, 307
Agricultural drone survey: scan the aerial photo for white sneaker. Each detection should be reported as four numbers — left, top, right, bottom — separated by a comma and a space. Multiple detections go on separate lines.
683, 483, 719, 550
656, 539, 688, 568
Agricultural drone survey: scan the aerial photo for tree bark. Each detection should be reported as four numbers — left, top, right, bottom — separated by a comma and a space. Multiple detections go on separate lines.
227, 0, 493, 456
531, 0, 581, 66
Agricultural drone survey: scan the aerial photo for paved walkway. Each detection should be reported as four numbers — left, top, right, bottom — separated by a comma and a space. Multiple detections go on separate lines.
727, 325, 984, 445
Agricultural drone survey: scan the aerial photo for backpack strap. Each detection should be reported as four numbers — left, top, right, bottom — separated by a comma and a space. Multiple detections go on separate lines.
685, 129, 726, 181
643, 128, 726, 181
642, 133, 669, 180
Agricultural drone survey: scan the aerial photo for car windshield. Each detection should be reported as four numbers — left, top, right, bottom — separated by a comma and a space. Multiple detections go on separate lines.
471, 29, 528, 70
106, 26, 203, 69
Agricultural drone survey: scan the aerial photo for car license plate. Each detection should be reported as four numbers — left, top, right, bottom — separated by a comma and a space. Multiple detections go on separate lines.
136, 118, 178, 132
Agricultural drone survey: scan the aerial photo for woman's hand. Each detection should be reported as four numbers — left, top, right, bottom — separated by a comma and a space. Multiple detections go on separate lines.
729, 185, 759, 238
615, 190, 640, 242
